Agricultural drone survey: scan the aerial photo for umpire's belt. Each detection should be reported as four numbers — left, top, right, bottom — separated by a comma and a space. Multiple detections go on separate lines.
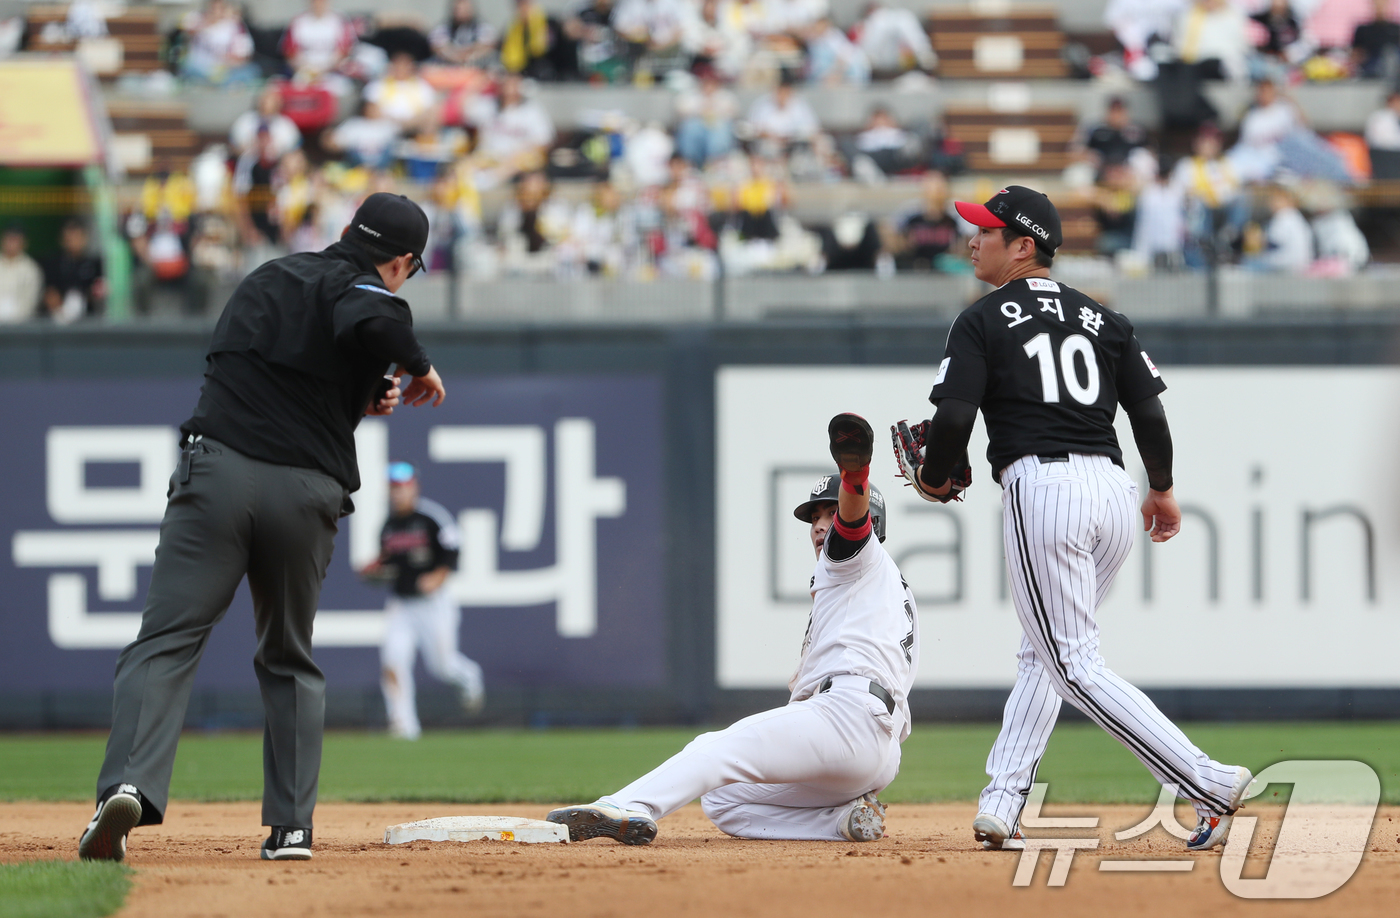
818, 674, 896, 715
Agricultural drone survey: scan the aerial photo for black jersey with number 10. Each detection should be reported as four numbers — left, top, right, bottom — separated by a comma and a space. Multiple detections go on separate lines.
928, 276, 1167, 480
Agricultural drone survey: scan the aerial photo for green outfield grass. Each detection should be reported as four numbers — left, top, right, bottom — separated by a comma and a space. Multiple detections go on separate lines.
1, 723, 1397, 806
0, 861, 130, 918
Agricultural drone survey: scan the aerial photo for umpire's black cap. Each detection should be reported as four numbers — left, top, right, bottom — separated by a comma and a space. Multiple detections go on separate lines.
955, 185, 1062, 256
793, 472, 886, 543
348, 193, 430, 274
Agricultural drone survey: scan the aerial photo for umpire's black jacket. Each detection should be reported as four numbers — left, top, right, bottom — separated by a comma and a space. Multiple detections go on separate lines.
184, 239, 430, 494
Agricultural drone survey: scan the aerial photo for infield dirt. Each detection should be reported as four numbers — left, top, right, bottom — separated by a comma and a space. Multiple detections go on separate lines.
2, 802, 1397, 917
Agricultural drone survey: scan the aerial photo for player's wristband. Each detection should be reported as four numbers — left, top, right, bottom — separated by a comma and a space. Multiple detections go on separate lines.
833, 511, 872, 541
840, 464, 870, 495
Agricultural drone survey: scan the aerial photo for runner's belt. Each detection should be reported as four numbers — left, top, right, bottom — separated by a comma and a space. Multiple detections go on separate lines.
818, 675, 896, 716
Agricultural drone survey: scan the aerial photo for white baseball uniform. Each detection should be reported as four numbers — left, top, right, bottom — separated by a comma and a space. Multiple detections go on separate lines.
601, 499, 917, 840
377, 498, 484, 740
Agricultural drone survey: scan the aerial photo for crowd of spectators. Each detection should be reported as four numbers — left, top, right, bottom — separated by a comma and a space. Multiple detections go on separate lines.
9, 0, 1400, 321
158, 0, 945, 91
0, 221, 107, 324
1105, 0, 1400, 85
0, 0, 991, 319
1072, 87, 1372, 275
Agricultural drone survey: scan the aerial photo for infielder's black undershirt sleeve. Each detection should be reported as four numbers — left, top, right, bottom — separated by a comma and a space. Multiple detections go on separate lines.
919, 397, 978, 488
1125, 395, 1173, 492
355, 315, 432, 377
826, 512, 872, 562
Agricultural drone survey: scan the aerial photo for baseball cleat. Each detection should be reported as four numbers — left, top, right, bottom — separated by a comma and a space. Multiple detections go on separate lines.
973, 813, 1026, 851
78, 785, 144, 862
545, 802, 657, 846
460, 687, 486, 717
261, 826, 313, 860
828, 413, 875, 472
839, 792, 887, 842
1187, 766, 1254, 852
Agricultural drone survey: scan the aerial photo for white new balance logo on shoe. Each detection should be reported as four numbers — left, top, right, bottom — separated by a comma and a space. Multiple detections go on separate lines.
118, 785, 139, 796
262, 827, 313, 860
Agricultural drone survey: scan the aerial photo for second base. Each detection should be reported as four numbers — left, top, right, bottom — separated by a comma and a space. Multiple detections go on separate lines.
384, 816, 569, 845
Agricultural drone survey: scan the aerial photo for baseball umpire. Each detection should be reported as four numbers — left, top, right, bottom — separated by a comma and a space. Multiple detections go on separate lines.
547, 414, 915, 846
78, 193, 446, 863
892, 186, 1252, 852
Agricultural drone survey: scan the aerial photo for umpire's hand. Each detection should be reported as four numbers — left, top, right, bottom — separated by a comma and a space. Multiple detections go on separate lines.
366, 380, 402, 416
400, 365, 447, 407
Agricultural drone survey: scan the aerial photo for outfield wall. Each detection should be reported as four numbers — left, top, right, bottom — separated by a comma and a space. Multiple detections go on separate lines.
1, 317, 1398, 728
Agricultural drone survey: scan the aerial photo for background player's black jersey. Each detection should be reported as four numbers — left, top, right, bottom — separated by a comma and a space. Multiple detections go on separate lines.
378, 498, 460, 597
928, 276, 1167, 479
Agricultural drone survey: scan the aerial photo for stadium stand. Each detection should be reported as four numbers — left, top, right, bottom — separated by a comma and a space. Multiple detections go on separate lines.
24, 3, 164, 75
927, 5, 1067, 78
941, 105, 1078, 170
2, 0, 1400, 322
106, 100, 202, 176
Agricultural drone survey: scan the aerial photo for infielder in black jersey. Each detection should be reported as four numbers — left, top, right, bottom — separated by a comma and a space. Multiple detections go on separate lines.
361, 462, 484, 739
892, 186, 1253, 853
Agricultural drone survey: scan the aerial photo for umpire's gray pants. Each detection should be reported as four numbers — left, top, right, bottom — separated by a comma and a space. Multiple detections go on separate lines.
96, 437, 346, 829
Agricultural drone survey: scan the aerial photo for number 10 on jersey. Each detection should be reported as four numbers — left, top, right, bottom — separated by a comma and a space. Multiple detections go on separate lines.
1023, 333, 1101, 405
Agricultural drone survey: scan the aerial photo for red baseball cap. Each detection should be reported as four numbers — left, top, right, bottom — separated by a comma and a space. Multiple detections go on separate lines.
955, 185, 1062, 255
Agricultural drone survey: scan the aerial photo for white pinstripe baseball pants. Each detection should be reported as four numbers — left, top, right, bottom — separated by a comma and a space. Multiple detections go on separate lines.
980, 453, 1239, 830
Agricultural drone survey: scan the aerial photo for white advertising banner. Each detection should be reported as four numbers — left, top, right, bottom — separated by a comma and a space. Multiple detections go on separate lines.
716, 366, 1400, 689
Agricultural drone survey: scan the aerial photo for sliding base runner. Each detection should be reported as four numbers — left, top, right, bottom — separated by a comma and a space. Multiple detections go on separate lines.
894, 185, 1254, 852
547, 413, 917, 845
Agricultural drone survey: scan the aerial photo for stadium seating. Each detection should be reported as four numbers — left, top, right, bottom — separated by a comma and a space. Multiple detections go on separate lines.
25, 4, 163, 76
6, 0, 1400, 324
106, 101, 200, 176
942, 105, 1078, 172
929, 6, 1068, 79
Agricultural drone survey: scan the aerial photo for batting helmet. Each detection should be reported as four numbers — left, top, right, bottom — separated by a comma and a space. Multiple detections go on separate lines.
792, 472, 887, 543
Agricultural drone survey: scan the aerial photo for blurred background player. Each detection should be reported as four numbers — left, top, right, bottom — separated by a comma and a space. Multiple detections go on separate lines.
546, 413, 916, 845
360, 461, 484, 739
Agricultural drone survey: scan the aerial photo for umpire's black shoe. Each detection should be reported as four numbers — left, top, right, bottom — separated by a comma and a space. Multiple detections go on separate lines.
261, 826, 313, 860
79, 784, 144, 862
828, 413, 875, 472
